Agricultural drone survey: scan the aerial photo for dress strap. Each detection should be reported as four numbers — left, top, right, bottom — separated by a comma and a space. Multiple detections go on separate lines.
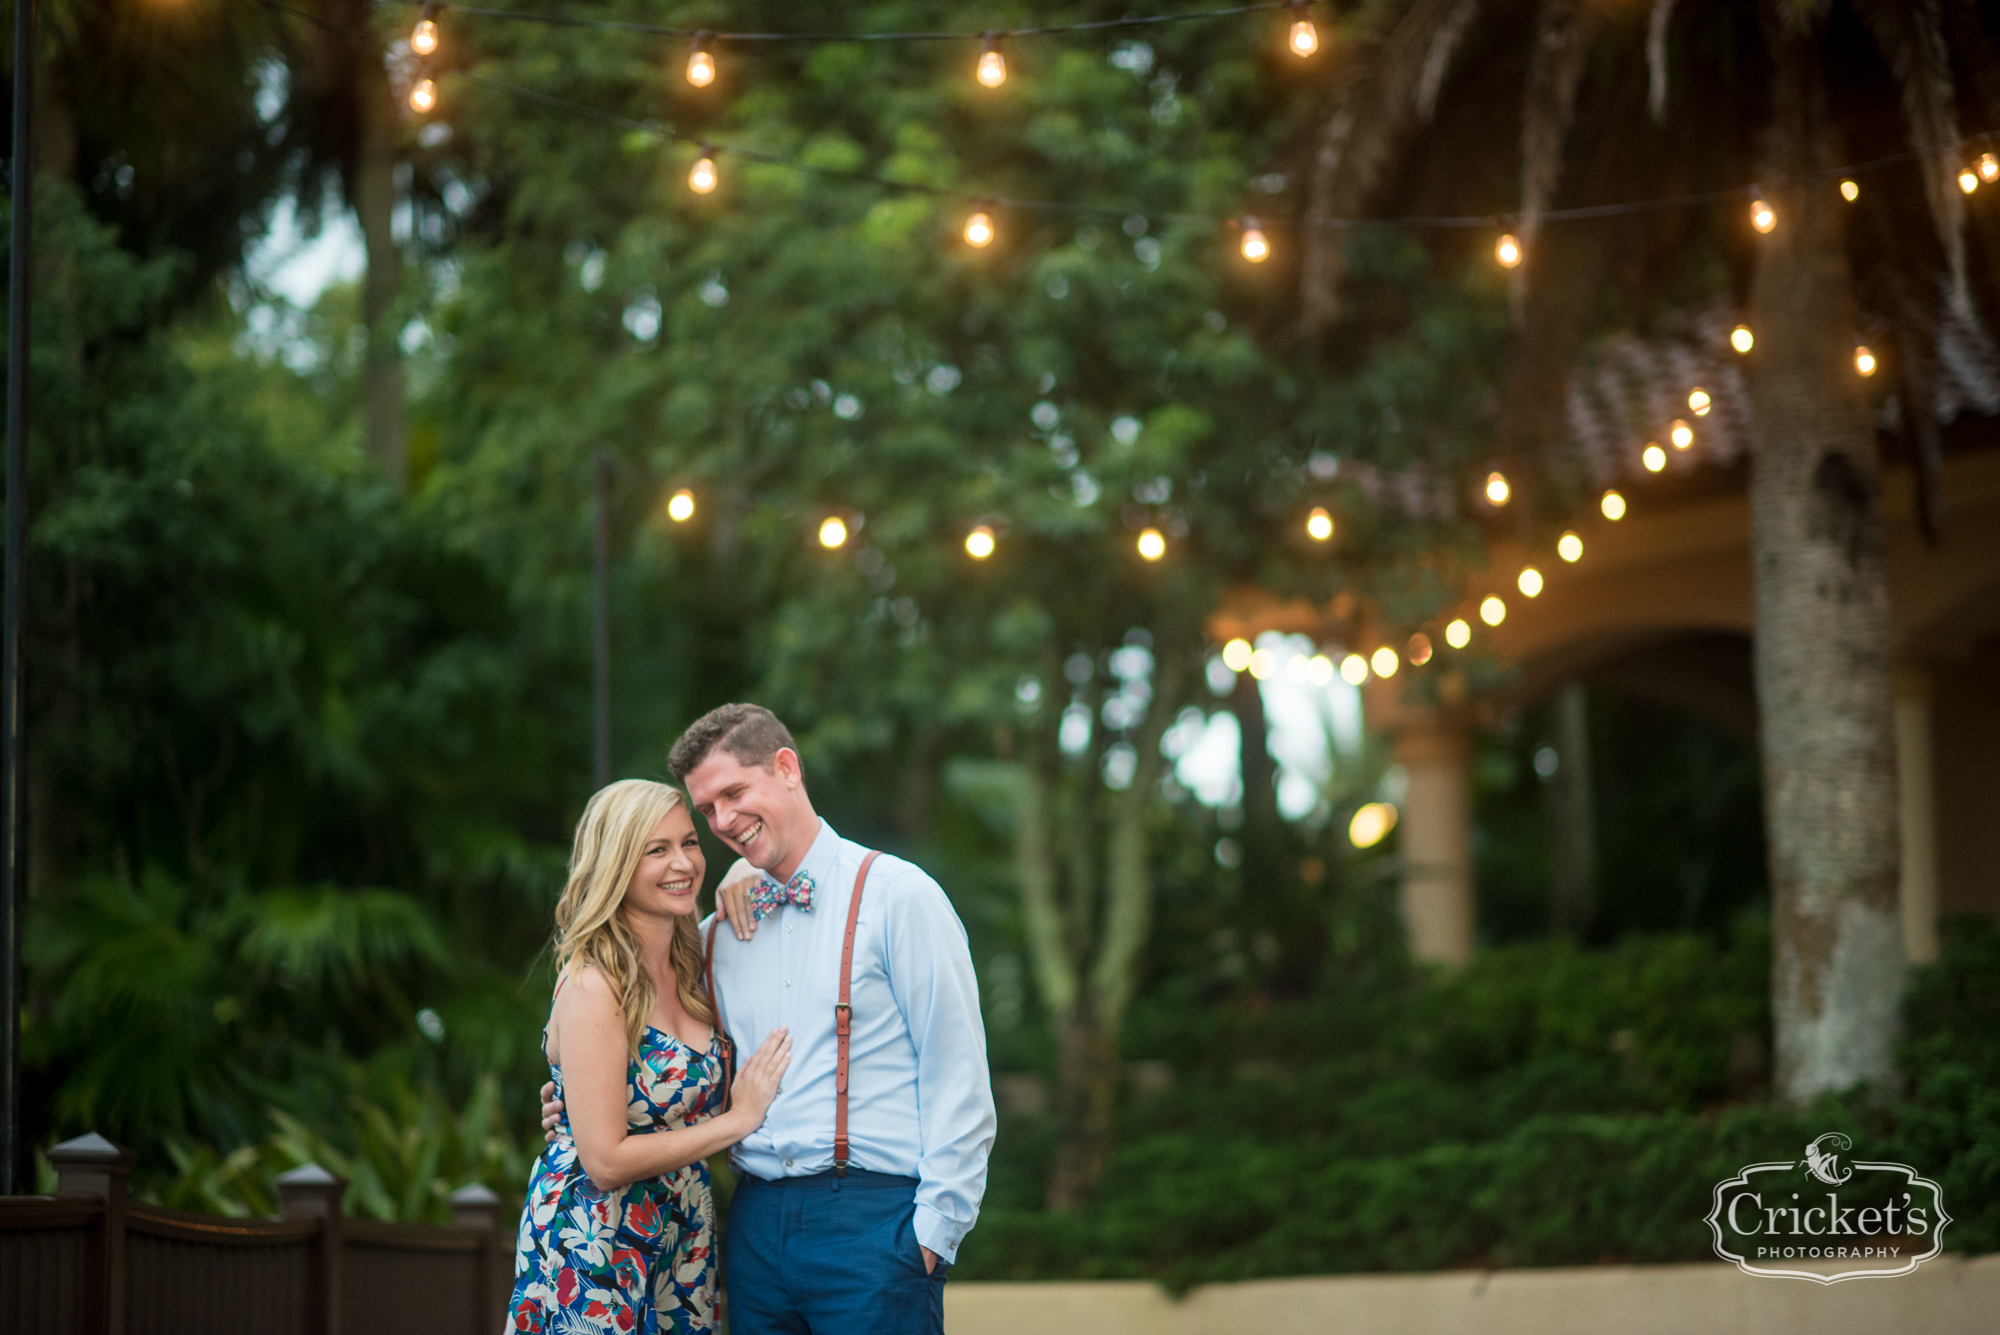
833, 850, 880, 1179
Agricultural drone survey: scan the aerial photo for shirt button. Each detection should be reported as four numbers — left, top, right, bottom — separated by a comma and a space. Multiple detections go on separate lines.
785, 1158, 793, 1167
785, 923, 793, 932
785, 979, 791, 986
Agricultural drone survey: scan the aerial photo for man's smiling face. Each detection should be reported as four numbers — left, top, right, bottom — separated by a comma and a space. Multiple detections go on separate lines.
683, 745, 815, 879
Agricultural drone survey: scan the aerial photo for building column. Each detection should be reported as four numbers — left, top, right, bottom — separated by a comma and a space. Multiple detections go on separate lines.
1894, 664, 1940, 965
1395, 719, 1474, 965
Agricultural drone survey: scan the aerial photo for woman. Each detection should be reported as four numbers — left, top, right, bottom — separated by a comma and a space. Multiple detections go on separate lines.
511, 779, 792, 1334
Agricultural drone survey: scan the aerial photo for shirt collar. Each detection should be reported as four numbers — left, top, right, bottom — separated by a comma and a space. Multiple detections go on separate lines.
777, 817, 839, 892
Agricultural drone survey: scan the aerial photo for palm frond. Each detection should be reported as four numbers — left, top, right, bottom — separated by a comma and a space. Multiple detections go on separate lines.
1646, 0, 1678, 122
1515, 0, 1603, 319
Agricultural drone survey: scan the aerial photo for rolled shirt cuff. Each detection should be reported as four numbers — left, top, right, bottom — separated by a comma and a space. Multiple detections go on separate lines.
914, 1202, 970, 1262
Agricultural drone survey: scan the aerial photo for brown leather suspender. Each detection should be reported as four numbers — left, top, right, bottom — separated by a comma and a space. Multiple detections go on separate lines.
702, 849, 881, 1175
835, 850, 880, 1178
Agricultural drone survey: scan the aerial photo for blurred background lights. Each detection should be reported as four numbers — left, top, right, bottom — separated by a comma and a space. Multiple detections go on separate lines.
818, 516, 848, 548
1484, 471, 1510, 505
688, 156, 717, 194
1222, 638, 1253, 672
1479, 595, 1506, 626
965, 525, 995, 559
1284, 653, 1310, 683
1248, 646, 1277, 679
1517, 566, 1543, 597
976, 34, 1006, 87
1751, 198, 1775, 232
1600, 489, 1626, 520
1495, 233, 1522, 268
1557, 531, 1583, 562
964, 211, 994, 247
1982, 152, 1999, 182
1731, 325, 1754, 353
1670, 419, 1694, 449
409, 77, 437, 114
1406, 632, 1433, 666
1306, 506, 1334, 541
1840, 178, 1859, 202
1687, 388, 1711, 415
1288, 3, 1318, 56
1307, 653, 1334, 685
1370, 646, 1399, 678
1349, 801, 1398, 849
1960, 167, 1980, 194
1137, 527, 1167, 560
1643, 444, 1667, 472
686, 34, 716, 86
1855, 345, 1877, 376
1240, 221, 1270, 262
411, 14, 439, 55
666, 488, 695, 522
1444, 618, 1471, 648
1340, 653, 1368, 685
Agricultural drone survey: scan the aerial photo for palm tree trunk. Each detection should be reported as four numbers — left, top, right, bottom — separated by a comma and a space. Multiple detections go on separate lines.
1748, 26, 1903, 1104
356, 62, 406, 484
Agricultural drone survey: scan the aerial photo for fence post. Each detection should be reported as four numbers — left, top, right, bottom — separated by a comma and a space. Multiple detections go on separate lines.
450, 1183, 504, 1331
48, 1132, 135, 1335
278, 1163, 346, 1335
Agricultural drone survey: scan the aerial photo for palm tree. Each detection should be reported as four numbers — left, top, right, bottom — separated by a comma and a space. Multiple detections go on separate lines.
1295, 0, 2000, 1104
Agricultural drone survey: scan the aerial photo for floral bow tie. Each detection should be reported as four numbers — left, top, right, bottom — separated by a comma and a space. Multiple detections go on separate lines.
748, 868, 817, 922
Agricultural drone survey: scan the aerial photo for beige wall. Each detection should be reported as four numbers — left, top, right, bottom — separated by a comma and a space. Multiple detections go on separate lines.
946, 1255, 2000, 1335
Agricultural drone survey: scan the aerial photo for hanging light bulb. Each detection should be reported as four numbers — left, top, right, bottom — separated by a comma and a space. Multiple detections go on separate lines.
1643, 444, 1667, 472
1557, 531, 1583, 563
1307, 654, 1335, 685
976, 33, 1007, 87
688, 154, 717, 194
1495, 233, 1522, 268
1371, 646, 1400, 678
1687, 388, 1711, 416
686, 33, 716, 87
1840, 179, 1859, 202
409, 76, 438, 114
1240, 219, 1270, 262
1288, 2, 1318, 57
1855, 345, 1877, 376
410, 4, 440, 56
1340, 653, 1369, 685
1960, 168, 1979, 194
1749, 192, 1775, 233
964, 209, 995, 248
1670, 419, 1694, 449
1600, 489, 1626, 521
1444, 618, 1472, 649
667, 489, 696, 522
1517, 566, 1543, 597
1222, 638, 1254, 672
1731, 324, 1754, 353
818, 516, 848, 549
1306, 506, 1334, 541
1137, 528, 1167, 560
1484, 471, 1510, 506
965, 525, 996, 559
1983, 152, 1999, 183
1407, 632, 1434, 666
1479, 595, 1507, 627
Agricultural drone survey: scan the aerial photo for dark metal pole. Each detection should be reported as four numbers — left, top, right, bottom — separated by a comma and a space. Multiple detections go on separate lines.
591, 449, 611, 789
2, 0, 36, 1197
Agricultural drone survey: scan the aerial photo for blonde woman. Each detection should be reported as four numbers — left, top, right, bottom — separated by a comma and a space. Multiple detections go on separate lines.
510, 779, 792, 1335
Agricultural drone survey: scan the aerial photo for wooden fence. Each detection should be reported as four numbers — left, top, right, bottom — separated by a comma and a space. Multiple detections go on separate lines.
0, 1132, 513, 1334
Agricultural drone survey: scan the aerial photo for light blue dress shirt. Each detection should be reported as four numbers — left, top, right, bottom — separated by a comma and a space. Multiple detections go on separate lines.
704, 820, 997, 1261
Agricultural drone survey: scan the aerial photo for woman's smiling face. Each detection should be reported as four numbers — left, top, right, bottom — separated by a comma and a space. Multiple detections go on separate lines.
623, 804, 705, 922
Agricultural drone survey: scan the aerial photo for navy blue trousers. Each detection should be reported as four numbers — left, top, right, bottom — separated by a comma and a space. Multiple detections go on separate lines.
723, 1168, 947, 1335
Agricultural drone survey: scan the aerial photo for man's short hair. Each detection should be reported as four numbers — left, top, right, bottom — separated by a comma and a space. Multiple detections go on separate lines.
668, 703, 799, 781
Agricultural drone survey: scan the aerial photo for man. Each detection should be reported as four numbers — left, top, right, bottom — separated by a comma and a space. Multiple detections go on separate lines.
543, 703, 995, 1335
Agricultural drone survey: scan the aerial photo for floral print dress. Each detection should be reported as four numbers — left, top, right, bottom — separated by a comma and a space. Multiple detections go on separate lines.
511, 1008, 726, 1334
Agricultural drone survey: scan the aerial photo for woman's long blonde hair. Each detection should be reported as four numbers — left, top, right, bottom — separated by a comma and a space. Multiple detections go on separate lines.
552, 779, 716, 1053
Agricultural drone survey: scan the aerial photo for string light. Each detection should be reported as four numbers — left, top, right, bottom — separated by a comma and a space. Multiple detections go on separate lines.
1240, 219, 1270, 262
1670, 420, 1693, 449
1840, 179, 1859, 202
1370, 646, 1399, 678
1306, 506, 1334, 541
1731, 325, 1754, 353
965, 524, 996, 559
1479, 595, 1506, 626
1407, 632, 1433, 666
1137, 527, 1167, 560
1517, 566, 1543, 597
1285, 654, 1310, 683
1983, 153, 2000, 183
1307, 653, 1335, 685
1349, 802, 1397, 849
1855, 345, 1877, 376
1687, 388, 1711, 416
1750, 196, 1775, 233
410, 76, 438, 114
1248, 646, 1277, 679
976, 33, 1006, 87
964, 209, 995, 247
1222, 638, 1253, 672
1557, 531, 1582, 562
689, 154, 718, 194
667, 488, 696, 522
818, 516, 848, 548
1643, 444, 1667, 472
1340, 653, 1368, 685
1495, 233, 1522, 268
687, 32, 716, 87
1485, 472, 1510, 506
1960, 168, 1979, 194
1444, 618, 1471, 649
1600, 490, 1626, 520
410, 4, 440, 56
1288, 2, 1318, 57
